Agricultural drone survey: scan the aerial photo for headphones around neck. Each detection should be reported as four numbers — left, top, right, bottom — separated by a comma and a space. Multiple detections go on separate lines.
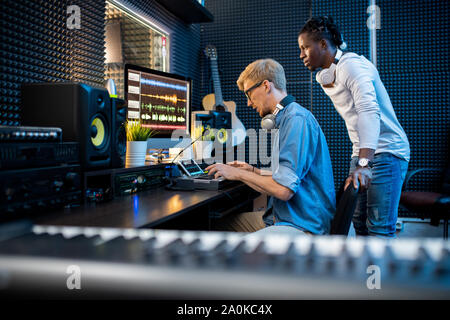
261, 95, 296, 130
315, 49, 343, 85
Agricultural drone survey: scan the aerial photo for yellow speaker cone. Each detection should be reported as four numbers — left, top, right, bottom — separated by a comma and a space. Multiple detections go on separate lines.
216, 128, 228, 144
202, 125, 216, 141
91, 117, 106, 148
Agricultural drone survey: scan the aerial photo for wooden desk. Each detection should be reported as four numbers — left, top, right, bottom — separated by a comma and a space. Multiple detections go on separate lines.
34, 183, 260, 230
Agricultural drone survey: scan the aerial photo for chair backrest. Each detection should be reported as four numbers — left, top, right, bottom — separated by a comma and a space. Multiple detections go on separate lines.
330, 183, 359, 235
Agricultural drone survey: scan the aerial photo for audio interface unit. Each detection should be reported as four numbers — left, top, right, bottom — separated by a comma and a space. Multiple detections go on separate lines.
0, 164, 82, 216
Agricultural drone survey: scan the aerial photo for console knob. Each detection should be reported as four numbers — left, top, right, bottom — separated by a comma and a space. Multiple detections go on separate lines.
65, 172, 80, 188
53, 180, 64, 192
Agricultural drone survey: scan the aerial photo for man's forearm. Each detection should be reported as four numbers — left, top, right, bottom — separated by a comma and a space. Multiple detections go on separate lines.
358, 148, 375, 161
238, 169, 292, 201
245, 167, 272, 191
243, 179, 268, 195
252, 167, 272, 176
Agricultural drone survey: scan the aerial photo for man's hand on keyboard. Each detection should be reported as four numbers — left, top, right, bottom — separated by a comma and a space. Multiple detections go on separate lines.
206, 163, 242, 180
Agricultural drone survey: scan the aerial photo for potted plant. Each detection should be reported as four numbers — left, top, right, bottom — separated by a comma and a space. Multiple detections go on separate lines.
125, 120, 156, 167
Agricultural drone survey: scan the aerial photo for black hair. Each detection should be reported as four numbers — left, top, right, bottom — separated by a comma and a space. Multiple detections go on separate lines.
299, 16, 345, 49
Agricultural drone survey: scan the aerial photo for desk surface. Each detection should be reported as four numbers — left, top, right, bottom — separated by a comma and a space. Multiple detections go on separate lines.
34, 183, 256, 229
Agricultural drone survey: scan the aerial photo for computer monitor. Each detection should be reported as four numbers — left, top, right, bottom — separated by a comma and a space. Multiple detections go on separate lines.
125, 64, 191, 149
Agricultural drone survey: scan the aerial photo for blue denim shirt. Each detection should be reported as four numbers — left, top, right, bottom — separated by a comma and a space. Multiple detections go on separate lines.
268, 102, 336, 234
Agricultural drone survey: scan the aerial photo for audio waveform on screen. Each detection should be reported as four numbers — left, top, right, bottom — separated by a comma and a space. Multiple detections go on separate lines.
141, 78, 187, 92
141, 103, 186, 115
154, 113, 185, 122
142, 123, 186, 130
141, 103, 175, 113
141, 93, 186, 104
140, 113, 185, 123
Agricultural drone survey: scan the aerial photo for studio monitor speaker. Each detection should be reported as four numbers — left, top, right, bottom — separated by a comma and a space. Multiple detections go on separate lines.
111, 97, 127, 168
192, 111, 231, 144
210, 110, 231, 144
22, 82, 112, 169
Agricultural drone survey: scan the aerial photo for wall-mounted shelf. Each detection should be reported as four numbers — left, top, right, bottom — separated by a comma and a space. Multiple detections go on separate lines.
155, 0, 214, 23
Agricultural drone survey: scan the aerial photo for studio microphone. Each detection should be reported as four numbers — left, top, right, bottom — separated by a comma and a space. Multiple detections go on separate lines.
105, 79, 117, 98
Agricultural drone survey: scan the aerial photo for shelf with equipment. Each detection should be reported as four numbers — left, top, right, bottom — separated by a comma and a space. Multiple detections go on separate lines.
155, 0, 214, 23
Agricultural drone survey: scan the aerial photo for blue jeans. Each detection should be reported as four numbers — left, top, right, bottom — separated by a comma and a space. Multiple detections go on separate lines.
350, 153, 408, 238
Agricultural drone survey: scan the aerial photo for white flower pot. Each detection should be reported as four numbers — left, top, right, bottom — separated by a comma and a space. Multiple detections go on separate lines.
125, 141, 147, 168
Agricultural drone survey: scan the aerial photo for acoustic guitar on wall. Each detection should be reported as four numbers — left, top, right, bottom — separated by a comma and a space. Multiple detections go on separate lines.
203, 45, 246, 147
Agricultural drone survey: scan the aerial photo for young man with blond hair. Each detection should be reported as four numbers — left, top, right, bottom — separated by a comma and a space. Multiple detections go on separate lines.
207, 59, 336, 235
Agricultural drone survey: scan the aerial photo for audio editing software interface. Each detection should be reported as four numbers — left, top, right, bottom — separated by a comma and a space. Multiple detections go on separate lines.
126, 67, 190, 136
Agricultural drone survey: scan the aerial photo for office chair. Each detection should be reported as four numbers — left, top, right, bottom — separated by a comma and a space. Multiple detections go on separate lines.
330, 183, 359, 235
400, 168, 450, 239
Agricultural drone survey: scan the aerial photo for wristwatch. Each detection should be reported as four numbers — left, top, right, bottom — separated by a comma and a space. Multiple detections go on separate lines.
357, 157, 373, 168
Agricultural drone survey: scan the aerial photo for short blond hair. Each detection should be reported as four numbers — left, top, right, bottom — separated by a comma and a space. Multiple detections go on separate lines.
237, 59, 286, 92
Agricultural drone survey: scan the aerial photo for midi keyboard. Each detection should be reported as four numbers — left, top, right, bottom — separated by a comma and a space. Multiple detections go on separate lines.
0, 222, 448, 299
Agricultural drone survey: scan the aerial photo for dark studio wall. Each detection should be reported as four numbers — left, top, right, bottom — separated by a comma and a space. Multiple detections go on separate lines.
116, 0, 202, 108
375, 0, 450, 193
201, 0, 450, 216
200, 0, 311, 168
0, 0, 107, 126
0, 0, 203, 126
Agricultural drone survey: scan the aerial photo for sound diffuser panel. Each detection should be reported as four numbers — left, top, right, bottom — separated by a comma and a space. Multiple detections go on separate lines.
69, 0, 106, 87
0, 0, 71, 126
0, 0, 106, 125
1, 0, 202, 126
376, 0, 450, 204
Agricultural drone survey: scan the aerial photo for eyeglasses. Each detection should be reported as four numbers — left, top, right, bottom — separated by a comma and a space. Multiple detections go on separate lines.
244, 80, 265, 101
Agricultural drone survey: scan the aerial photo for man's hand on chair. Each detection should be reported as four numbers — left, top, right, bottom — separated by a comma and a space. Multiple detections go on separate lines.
345, 167, 372, 191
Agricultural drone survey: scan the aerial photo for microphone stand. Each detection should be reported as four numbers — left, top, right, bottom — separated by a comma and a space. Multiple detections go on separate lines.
171, 129, 210, 165
166, 130, 210, 184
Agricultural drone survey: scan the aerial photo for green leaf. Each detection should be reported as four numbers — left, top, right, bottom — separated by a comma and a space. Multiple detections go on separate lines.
126, 121, 157, 141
